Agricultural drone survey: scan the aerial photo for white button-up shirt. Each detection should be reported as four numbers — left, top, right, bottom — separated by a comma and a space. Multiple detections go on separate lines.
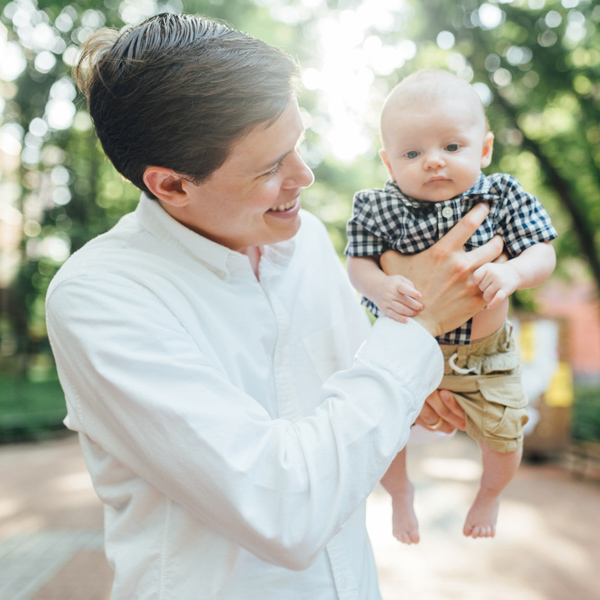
46, 195, 443, 600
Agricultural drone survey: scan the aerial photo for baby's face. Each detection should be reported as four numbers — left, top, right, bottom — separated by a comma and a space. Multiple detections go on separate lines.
380, 96, 493, 202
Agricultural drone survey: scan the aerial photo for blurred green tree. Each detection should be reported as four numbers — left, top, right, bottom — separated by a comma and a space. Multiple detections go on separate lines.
1, 0, 599, 437
411, 0, 600, 287
0, 0, 316, 434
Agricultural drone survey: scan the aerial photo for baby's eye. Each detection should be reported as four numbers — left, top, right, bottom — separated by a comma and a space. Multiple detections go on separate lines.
405, 150, 420, 159
446, 143, 460, 152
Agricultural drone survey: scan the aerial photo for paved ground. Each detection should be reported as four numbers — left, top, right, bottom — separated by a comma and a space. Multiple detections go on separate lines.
368, 434, 600, 600
0, 432, 598, 600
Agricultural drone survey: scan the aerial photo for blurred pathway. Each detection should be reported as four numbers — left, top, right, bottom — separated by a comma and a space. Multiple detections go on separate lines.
0, 435, 111, 600
0, 432, 598, 599
368, 433, 600, 600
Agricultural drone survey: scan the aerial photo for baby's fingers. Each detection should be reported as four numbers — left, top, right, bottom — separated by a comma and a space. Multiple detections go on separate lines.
384, 300, 421, 323
472, 264, 487, 287
395, 290, 423, 311
485, 289, 508, 310
381, 307, 410, 323
395, 280, 421, 301
392, 299, 422, 315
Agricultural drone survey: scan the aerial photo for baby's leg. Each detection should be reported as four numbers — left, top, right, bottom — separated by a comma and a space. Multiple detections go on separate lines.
463, 443, 522, 538
381, 448, 420, 544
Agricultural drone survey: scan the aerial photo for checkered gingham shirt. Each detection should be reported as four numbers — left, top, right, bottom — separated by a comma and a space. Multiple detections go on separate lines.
345, 172, 557, 345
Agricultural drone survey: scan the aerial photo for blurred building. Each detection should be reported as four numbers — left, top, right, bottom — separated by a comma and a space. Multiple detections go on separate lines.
538, 280, 600, 385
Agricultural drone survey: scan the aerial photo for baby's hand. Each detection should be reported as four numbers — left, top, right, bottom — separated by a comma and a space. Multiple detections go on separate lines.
374, 275, 423, 323
472, 262, 520, 310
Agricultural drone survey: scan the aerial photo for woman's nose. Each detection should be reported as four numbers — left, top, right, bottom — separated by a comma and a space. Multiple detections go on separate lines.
286, 152, 314, 188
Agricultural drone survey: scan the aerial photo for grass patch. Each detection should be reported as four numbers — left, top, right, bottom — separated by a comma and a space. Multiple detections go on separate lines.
572, 386, 600, 443
0, 374, 67, 443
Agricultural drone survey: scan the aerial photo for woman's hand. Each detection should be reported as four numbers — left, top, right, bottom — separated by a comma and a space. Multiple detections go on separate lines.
414, 389, 466, 434
380, 203, 503, 338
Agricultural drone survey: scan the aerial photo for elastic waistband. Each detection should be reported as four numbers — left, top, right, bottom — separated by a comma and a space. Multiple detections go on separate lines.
440, 320, 513, 359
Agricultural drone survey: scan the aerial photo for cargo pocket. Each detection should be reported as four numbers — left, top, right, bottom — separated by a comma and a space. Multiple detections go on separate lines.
478, 377, 528, 441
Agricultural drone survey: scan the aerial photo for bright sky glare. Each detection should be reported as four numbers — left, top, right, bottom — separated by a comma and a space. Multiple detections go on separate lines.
302, 0, 416, 162
1, 0, 504, 167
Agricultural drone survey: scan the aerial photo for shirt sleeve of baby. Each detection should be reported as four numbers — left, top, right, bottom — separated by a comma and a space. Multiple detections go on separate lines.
495, 174, 558, 257
345, 189, 389, 257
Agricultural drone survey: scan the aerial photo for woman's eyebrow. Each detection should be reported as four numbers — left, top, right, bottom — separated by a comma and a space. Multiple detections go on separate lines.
257, 149, 292, 173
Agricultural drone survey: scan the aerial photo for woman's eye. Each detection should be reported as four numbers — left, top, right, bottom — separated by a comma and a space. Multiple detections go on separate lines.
266, 163, 281, 176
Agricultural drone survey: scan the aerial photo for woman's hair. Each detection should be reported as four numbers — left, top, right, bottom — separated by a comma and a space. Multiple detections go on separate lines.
75, 13, 300, 197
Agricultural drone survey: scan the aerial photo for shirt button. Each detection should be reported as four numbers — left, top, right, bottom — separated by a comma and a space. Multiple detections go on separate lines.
441, 206, 453, 218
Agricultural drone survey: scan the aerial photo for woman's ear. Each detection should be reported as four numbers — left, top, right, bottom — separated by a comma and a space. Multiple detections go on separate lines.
481, 132, 494, 168
143, 167, 191, 207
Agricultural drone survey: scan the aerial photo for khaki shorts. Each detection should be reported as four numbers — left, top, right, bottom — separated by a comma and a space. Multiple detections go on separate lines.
439, 320, 528, 453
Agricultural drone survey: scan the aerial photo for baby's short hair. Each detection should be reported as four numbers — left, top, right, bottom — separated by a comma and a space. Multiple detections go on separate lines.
380, 69, 489, 143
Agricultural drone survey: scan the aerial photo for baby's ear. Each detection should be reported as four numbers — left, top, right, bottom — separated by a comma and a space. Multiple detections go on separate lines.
379, 149, 395, 180
481, 132, 494, 168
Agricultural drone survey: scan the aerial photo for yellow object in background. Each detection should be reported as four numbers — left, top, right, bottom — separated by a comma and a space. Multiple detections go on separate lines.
520, 321, 535, 364
545, 362, 575, 407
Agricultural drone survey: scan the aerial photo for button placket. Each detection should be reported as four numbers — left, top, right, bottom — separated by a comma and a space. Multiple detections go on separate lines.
325, 537, 360, 600
259, 275, 301, 422
441, 205, 453, 219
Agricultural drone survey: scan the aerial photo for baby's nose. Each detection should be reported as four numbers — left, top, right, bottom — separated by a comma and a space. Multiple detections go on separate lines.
424, 151, 445, 169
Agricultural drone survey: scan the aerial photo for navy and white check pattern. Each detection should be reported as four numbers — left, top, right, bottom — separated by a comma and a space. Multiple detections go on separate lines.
345, 172, 557, 344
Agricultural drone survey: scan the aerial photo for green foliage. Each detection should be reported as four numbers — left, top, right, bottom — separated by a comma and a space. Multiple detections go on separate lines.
2, 0, 600, 439
0, 371, 66, 442
572, 386, 600, 442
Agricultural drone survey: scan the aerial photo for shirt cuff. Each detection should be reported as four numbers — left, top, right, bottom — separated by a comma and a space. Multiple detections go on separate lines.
356, 316, 444, 402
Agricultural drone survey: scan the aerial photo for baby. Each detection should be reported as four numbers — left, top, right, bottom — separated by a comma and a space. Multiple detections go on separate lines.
345, 69, 557, 542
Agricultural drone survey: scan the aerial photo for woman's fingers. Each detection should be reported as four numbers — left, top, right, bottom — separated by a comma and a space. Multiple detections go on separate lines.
414, 389, 466, 433
434, 203, 491, 252
438, 389, 466, 430
466, 235, 504, 271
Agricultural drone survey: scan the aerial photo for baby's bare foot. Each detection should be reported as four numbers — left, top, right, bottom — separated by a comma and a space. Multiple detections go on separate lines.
391, 485, 420, 544
463, 489, 500, 538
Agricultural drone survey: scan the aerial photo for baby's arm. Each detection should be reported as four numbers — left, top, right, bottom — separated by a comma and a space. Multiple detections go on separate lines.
473, 241, 556, 310
347, 255, 423, 323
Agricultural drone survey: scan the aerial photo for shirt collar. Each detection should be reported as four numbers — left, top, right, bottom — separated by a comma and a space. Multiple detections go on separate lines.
384, 173, 498, 207
135, 193, 296, 278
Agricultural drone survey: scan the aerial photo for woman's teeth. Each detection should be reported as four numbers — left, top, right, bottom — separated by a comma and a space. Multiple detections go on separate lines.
269, 199, 296, 212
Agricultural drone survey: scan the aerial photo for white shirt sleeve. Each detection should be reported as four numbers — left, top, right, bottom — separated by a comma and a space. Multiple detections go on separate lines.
47, 272, 442, 570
